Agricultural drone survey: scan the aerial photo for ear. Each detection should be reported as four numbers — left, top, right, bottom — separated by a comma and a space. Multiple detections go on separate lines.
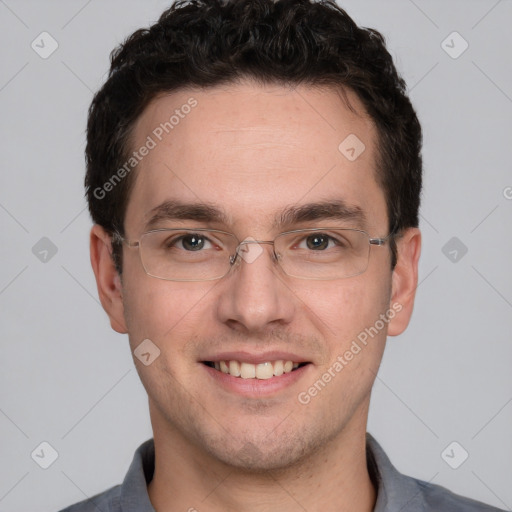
90, 224, 128, 334
387, 228, 421, 336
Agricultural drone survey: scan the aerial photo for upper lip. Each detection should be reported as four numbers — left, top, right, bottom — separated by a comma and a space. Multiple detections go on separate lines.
201, 351, 310, 365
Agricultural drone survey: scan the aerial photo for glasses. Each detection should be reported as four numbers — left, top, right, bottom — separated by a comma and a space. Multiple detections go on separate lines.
112, 227, 393, 282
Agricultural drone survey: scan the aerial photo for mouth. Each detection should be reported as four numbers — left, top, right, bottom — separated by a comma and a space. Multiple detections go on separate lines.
202, 360, 310, 380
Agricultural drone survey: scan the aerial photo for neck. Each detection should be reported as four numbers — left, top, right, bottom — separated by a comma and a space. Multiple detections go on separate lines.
147, 406, 376, 512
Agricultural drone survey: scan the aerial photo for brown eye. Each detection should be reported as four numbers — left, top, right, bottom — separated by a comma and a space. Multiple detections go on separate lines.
305, 234, 330, 250
180, 234, 206, 251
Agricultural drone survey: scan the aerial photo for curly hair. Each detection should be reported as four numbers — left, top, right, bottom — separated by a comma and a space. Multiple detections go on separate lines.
85, 0, 422, 272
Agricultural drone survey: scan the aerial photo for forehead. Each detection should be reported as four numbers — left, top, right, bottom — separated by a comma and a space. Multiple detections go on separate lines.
125, 81, 387, 234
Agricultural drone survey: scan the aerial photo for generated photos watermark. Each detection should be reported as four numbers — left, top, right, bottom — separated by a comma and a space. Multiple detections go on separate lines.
298, 302, 402, 405
93, 97, 198, 200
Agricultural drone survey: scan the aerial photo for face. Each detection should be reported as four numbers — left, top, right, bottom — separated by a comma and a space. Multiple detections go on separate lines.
92, 81, 420, 471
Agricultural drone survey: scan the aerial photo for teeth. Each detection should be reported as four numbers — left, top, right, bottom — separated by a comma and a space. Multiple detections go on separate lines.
273, 360, 284, 376
210, 360, 303, 379
240, 362, 256, 379
229, 360, 241, 377
256, 362, 274, 380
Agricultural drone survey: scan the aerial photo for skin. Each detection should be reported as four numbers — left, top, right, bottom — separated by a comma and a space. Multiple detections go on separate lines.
90, 81, 421, 512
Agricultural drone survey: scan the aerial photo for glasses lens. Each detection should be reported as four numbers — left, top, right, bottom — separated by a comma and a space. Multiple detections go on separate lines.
275, 229, 370, 279
139, 229, 236, 281
136, 228, 372, 281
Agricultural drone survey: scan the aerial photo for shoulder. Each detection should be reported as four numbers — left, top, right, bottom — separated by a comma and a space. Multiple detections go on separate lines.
409, 474, 505, 511
57, 438, 155, 512
366, 433, 505, 512
57, 484, 121, 512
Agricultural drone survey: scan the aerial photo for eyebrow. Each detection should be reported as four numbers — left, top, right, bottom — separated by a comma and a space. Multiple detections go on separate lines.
144, 200, 230, 230
275, 200, 367, 230
143, 199, 367, 231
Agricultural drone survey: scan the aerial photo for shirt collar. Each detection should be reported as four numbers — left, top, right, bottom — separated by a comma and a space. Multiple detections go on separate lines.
366, 433, 427, 511
120, 438, 156, 511
119, 434, 426, 512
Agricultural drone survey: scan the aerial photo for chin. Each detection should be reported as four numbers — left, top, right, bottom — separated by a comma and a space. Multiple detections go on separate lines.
200, 427, 322, 473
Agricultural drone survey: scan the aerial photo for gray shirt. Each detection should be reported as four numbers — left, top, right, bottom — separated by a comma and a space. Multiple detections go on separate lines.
59, 434, 504, 511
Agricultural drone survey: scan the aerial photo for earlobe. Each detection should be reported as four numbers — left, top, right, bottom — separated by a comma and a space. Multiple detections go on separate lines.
90, 224, 128, 334
387, 228, 421, 337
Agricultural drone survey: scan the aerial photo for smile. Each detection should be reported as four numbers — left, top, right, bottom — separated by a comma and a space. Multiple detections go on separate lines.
203, 360, 309, 379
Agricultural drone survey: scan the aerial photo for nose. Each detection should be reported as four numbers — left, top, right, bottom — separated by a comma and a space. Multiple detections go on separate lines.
215, 240, 295, 334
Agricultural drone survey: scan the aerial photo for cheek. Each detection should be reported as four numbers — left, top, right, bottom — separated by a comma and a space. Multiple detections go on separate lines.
294, 279, 391, 421
295, 274, 392, 347
121, 270, 216, 349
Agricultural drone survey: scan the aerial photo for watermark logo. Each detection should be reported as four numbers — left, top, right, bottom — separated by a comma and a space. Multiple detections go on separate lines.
134, 339, 161, 366
31, 441, 59, 469
31, 32, 59, 59
442, 237, 468, 263
441, 31, 469, 60
32, 237, 58, 263
238, 238, 264, 264
338, 134, 366, 162
441, 441, 469, 469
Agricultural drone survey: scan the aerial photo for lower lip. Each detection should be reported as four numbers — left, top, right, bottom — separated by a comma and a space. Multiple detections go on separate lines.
202, 363, 312, 397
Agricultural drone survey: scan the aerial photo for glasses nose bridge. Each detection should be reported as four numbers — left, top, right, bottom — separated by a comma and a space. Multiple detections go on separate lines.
230, 238, 279, 267
237, 238, 275, 248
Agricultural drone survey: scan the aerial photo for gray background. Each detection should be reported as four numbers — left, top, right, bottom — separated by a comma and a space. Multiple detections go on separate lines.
0, 0, 511, 510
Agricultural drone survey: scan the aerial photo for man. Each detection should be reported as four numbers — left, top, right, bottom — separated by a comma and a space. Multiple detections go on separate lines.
60, 0, 504, 510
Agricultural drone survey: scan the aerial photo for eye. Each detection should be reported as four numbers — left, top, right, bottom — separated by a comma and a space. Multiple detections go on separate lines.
169, 233, 214, 251
299, 233, 339, 251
